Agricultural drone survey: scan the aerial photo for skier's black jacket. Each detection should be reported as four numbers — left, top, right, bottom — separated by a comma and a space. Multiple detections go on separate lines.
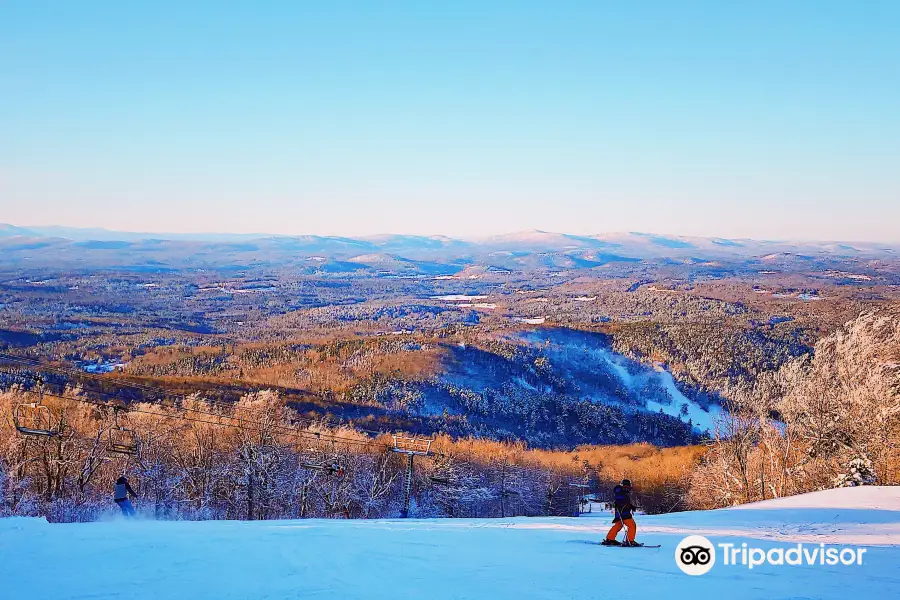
612, 484, 635, 521
114, 477, 137, 503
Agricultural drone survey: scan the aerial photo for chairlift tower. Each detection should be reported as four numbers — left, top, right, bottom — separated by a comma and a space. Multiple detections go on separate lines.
568, 481, 592, 516
391, 435, 433, 518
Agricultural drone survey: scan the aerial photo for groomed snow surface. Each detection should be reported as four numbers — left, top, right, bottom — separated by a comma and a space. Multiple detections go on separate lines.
2, 487, 898, 600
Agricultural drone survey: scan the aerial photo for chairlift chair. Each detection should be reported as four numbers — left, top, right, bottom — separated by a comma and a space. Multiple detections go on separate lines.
13, 401, 57, 437
107, 408, 140, 456
107, 428, 140, 456
299, 460, 345, 477
391, 435, 433, 456
299, 433, 344, 476
12, 383, 57, 437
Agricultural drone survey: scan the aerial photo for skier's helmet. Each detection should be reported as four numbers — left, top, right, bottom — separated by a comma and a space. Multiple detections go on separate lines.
621, 478, 632, 488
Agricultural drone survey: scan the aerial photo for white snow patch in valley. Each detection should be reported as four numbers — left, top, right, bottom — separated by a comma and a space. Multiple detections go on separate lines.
82, 362, 128, 374
517, 317, 547, 325
592, 349, 720, 432
2, 488, 898, 600
198, 286, 276, 294
230, 287, 277, 294
643, 365, 722, 432
432, 294, 488, 301
457, 303, 497, 309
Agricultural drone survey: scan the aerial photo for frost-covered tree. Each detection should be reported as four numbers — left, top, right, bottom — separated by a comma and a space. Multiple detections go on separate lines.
834, 456, 877, 487
691, 306, 900, 508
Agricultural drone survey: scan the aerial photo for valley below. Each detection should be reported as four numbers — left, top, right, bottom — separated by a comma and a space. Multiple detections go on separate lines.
1, 227, 898, 522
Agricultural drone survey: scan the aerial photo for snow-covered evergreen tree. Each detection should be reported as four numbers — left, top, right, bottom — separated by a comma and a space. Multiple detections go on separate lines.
834, 456, 877, 487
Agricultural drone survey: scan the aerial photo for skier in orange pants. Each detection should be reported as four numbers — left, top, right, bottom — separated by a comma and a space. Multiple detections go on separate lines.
602, 479, 641, 546
606, 516, 637, 543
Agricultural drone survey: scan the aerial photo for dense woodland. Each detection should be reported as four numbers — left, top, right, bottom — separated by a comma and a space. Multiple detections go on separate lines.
2, 385, 699, 522
691, 307, 900, 507
1, 246, 899, 521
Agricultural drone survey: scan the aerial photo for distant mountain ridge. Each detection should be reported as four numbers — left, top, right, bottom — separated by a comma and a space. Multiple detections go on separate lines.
1, 224, 897, 272
2, 224, 897, 253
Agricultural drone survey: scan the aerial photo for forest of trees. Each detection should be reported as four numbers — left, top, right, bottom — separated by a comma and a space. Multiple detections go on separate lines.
0, 387, 609, 522
118, 333, 700, 448
690, 308, 900, 507
2, 261, 898, 523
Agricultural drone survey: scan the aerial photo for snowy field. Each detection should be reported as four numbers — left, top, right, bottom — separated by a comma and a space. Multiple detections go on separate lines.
1, 488, 898, 600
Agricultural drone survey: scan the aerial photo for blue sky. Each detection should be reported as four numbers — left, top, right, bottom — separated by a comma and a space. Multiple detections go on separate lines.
2, 1, 898, 240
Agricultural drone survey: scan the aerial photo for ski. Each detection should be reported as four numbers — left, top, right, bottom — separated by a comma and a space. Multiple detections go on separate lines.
584, 541, 662, 548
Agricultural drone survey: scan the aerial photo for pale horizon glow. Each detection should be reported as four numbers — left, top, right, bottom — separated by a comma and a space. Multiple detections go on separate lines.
2, 2, 899, 242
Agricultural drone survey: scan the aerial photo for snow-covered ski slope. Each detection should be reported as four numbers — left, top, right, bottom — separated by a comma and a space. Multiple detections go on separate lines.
2, 487, 898, 600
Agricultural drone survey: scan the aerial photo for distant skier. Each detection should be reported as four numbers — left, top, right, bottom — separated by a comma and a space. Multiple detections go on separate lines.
114, 476, 138, 518
602, 479, 641, 546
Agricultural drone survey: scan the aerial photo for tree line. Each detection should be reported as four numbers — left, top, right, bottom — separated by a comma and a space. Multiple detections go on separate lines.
0, 388, 592, 522
689, 308, 900, 507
